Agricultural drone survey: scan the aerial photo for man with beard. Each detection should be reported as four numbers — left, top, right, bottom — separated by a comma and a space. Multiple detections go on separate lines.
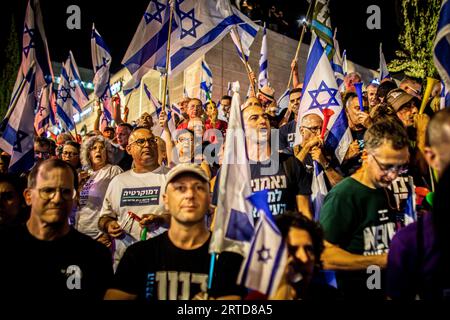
98, 127, 169, 268
319, 120, 410, 299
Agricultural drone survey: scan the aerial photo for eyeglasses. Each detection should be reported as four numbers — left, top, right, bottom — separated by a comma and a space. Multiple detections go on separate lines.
62, 151, 79, 157
302, 126, 322, 134
370, 153, 408, 175
35, 187, 76, 201
178, 137, 193, 143
129, 137, 158, 147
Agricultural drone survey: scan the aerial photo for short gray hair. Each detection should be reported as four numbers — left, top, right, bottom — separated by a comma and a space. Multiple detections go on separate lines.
80, 135, 115, 170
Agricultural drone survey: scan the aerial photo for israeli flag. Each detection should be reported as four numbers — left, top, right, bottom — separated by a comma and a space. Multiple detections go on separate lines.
34, 84, 54, 136
56, 59, 75, 131
311, 162, 328, 221
294, 37, 352, 218
200, 60, 213, 102
67, 51, 89, 113
11, 0, 53, 101
91, 24, 112, 99
229, 11, 259, 64
238, 190, 287, 296
434, 0, 450, 89
379, 43, 391, 81
0, 67, 36, 173
210, 81, 254, 256
122, 0, 258, 92
294, 37, 352, 163
91, 24, 113, 124
258, 23, 268, 89
143, 83, 176, 136
332, 30, 345, 92
440, 81, 450, 109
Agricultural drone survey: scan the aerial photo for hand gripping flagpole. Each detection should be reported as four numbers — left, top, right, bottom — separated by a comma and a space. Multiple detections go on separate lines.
232, 25, 256, 97
286, 0, 315, 90
161, 1, 175, 113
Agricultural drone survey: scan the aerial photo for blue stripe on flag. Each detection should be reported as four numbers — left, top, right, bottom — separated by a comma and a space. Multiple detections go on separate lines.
239, 22, 258, 37
201, 61, 213, 78
239, 221, 263, 283
56, 104, 74, 130
9, 148, 34, 174
225, 208, 254, 242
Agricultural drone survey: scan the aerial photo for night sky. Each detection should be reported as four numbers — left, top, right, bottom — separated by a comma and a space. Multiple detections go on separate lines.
0, 0, 401, 76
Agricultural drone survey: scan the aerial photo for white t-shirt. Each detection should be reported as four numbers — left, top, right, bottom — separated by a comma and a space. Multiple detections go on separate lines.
100, 165, 170, 267
75, 164, 123, 239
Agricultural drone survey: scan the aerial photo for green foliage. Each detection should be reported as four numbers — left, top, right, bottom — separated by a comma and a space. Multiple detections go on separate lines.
388, 0, 441, 79
0, 15, 20, 120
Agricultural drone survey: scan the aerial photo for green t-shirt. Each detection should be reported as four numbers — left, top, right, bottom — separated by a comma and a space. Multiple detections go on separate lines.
319, 177, 398, 255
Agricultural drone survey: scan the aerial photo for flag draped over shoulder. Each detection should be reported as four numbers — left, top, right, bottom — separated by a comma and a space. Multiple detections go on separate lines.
238, 190, 287, 297
0, 67, 36, 173
434, 0, 450, 90
258, 23, 268, 89
122, 0, 258, 92
209, 81, 254, 256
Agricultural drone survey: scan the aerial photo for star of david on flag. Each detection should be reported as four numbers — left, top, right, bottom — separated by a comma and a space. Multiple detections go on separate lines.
122, 0, 258, 93
294, 37, 352, 164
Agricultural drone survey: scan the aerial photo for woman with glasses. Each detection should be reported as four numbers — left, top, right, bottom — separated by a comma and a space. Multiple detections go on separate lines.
75, 136, 123, 244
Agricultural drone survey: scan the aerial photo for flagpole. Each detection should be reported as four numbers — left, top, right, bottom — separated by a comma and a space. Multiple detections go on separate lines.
161, 2, 175, 113
232, 26, 256, 97
286, 0, 314, 90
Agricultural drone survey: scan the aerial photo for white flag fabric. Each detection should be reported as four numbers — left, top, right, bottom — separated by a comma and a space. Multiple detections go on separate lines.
379, 43, 390, 81
200, 60, 213, 102
34, 84, 54, 136
238, 190, 287, 296
209, 81, 254, 256
258, 23, 268, 89
122, 0, 258, 92
91, 24, 112, 99
10, 0, 53, 104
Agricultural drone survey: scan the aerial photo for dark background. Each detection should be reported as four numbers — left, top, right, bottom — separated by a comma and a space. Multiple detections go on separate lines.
0, 0, 402, 74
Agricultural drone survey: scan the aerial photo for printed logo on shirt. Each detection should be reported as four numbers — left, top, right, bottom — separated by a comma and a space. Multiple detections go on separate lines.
363, 222, 396, 255
120, 187, 161, 207
251, 175, 288, 217
146, 271, 208, 300
287, 133, 295, 147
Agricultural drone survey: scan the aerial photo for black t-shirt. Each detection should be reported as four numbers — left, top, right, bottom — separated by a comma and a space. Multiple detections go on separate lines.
212, 154, 312, 220
278, 120, 297, 152
117, 150, 133, 171
0, 225, 113, 300
112, 232, 245, 300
